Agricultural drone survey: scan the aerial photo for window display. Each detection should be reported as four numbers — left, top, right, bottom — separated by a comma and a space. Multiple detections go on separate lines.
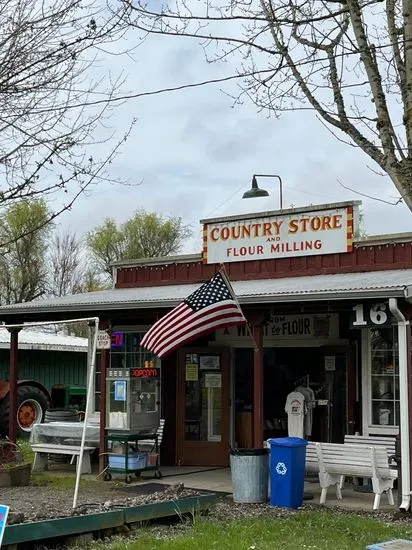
184, 353, 222, 442
370, 327, 399, 427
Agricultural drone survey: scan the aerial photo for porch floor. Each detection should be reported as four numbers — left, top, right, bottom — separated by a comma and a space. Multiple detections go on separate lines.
139, 466, 399, 512
39, 463, 399, 512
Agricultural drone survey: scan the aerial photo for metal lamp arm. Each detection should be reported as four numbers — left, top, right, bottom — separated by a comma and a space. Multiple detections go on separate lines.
253, 174, 283, 209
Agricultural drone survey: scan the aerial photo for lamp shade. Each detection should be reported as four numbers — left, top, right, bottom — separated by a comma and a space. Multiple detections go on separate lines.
242, 176, 270, 199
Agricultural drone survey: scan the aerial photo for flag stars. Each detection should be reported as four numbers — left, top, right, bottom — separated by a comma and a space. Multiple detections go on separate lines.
185, 273, 232, 312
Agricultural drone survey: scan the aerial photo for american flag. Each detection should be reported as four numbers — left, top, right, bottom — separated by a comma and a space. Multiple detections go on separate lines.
140, 271, 246, 358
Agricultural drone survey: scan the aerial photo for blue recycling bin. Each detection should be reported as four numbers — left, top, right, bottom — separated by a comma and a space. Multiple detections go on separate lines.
268, 437, 308, 509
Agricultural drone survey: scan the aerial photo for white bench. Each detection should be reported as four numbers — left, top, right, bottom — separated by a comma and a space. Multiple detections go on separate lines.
305, 441, 319, 474
137, 419, 165, 450
315, 442, 397, 510
344, 434, 396, 457
31, 444, 96, 475
342, 435, 397, 488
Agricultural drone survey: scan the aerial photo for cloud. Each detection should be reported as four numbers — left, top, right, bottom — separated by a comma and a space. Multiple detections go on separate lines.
54, 27, 411, 251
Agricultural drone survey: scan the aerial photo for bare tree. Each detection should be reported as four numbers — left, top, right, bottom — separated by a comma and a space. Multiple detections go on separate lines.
124, 0, 412, 210
49, 231, 84, 297
0, 0, 131, 246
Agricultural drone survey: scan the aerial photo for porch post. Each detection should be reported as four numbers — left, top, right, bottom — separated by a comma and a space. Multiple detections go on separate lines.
389, 298, 411, 510
8, 328, 20, 443
99, 322, 110, 476
99, 346, 109, 475
252, 321, 264, 448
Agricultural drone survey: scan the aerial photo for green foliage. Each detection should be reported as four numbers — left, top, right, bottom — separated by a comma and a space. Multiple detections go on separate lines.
0, 203, 191, 304
31, 472, 97, 489
87, 210, 192, 280
17, 439, 34, 464
0, 199, 51, 304
87, 219, 125, 278
82, 510, 412, 550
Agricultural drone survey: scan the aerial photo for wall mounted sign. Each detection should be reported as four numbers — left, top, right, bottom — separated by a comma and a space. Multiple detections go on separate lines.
215, 314, 339, 345
97, 330, 111, 349
202, 205, 355, 264
199, 355, 220, 370
185, 364, 198, 381
350, 302, 394, 328
130, 368, 159, 378
111, 332, 124, 348
205, 373, 222, 388
324, 356, 336, 372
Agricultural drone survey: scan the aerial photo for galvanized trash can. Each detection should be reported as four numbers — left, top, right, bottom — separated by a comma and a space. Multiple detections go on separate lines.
230, 448, 270, 503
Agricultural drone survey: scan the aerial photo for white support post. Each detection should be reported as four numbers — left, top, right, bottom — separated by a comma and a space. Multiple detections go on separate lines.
389, 299, 410, 511
73, 320, 99, 509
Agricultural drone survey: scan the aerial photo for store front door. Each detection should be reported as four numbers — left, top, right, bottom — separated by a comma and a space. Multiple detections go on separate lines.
319, 346, 356, 442
176, 348, 230, 466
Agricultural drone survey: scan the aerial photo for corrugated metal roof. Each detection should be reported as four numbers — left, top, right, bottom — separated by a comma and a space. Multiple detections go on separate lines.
0, 269, 410, 316
0, 328, 87, 352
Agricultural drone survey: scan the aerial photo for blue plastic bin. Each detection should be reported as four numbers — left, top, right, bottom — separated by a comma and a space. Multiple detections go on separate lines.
108, 452, 146, 470
268, 437, 308, 509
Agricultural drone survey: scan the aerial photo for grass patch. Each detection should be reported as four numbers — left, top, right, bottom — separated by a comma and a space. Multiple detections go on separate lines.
83, 510, 412, 550
31, 472, 99, 489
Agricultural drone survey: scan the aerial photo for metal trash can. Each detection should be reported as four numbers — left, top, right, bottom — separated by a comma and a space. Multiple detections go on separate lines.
268, 437, 308, 509
230, 448, 269, 503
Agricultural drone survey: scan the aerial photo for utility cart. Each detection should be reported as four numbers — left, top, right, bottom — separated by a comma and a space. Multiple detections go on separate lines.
104, 431, 161, 483
104, 356, 162, 483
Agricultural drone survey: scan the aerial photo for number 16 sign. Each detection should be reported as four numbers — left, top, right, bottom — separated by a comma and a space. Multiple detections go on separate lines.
351, 302, 393, 328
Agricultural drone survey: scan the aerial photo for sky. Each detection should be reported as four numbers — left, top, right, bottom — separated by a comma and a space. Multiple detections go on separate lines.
56, 28, 412, 254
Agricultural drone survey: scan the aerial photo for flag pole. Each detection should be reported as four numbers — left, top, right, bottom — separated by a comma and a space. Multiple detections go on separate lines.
218, 263, 259, 349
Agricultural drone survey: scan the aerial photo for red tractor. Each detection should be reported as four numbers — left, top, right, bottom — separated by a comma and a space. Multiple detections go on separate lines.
0, 380, 51, 435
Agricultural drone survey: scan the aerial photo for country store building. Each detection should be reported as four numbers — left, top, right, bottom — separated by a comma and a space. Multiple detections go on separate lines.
0, 199, 411, 495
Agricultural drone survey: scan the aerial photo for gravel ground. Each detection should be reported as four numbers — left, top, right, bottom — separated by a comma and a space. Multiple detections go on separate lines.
4, 477, 412, 550
4, 476, 412, 550
3, 481, 202, 525
5, 478, 412, 527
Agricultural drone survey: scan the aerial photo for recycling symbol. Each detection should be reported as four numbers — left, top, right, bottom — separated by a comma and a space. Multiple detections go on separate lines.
276, 462, 287, 475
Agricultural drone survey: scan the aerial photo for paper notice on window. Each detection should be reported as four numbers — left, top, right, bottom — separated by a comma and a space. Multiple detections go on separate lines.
205, 373, 221, 388
324, 356, 336, 371
185, 364, 198, 381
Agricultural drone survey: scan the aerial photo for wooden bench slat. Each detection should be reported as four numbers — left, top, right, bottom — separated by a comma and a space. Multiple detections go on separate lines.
344, 435, 396, 455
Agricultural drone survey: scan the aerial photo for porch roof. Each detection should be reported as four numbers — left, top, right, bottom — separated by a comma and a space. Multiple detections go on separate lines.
0, 328, 87, 352
0, 269, 410, 317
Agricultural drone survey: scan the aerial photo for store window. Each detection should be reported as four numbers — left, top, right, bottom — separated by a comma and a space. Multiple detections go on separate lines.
94, 330, 155, 413
370, 327, 399, 427
110, 331, 155, 371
